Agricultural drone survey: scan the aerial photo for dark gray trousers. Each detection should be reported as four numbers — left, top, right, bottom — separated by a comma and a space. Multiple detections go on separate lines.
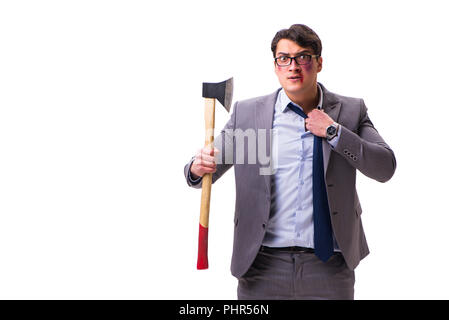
237, 247, 355, 300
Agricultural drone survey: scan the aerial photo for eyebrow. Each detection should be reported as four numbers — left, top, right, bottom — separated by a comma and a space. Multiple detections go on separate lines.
276, 50, 312, 56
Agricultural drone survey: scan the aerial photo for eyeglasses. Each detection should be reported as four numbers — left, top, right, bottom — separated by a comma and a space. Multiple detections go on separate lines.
274, 54, 320, 67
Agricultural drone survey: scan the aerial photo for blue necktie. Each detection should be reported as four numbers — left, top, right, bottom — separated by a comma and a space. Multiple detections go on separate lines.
287, 102, 334, 262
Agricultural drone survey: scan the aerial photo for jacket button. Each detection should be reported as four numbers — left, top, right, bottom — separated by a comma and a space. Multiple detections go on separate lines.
262, 223, 266, 229
332, 211, 338, 215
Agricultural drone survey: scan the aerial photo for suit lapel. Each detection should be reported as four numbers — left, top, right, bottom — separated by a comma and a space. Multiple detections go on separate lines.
319, 83, 342, 175
255, 89, 279, 196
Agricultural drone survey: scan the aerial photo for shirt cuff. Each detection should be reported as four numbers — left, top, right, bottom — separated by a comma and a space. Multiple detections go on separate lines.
188, 163, 202, 185
327, 124, 342, 149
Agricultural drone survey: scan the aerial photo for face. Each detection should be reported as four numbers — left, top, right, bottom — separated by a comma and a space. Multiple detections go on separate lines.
274, 39, 322, 97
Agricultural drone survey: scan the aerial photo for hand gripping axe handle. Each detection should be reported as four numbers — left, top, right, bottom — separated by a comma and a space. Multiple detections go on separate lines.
197, 77, 233, 269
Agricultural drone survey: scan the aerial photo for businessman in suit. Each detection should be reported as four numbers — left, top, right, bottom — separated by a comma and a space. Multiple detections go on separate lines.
184, 24, 396, 299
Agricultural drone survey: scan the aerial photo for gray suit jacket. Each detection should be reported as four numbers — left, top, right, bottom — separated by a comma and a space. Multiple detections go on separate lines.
184, 83, 396, 278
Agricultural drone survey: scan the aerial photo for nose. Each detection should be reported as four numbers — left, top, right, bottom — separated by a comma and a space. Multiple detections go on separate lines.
288, 58, 301, 71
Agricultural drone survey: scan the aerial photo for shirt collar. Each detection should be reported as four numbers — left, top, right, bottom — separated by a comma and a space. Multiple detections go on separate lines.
278, 84, 323, 113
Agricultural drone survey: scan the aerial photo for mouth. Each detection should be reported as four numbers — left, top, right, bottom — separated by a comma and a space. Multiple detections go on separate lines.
288, 75, 303, 81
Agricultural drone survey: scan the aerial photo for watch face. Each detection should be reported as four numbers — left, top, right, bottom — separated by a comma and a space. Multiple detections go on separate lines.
327, 126, 337, 135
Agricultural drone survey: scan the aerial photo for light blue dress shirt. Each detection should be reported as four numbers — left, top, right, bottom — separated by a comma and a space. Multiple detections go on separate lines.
262, 86, 341, 249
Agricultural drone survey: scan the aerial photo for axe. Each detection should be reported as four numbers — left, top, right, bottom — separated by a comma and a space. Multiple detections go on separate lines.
197, 77, 233, 270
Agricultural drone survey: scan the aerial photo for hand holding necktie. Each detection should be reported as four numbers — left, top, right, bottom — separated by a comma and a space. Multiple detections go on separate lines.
304, 109, 334, 137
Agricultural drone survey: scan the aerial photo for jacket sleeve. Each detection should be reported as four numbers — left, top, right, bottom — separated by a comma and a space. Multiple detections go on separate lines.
334, 99, 396, 182
183, 101, 238, 189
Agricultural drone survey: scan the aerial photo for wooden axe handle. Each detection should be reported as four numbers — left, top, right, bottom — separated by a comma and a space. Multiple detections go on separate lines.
197, 98, 215, 270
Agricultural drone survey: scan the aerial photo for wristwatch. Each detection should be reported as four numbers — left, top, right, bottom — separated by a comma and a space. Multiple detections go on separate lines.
326, 122, 339, 141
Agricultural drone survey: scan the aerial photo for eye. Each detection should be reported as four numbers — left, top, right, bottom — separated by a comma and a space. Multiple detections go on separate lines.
278, 56, 289, 62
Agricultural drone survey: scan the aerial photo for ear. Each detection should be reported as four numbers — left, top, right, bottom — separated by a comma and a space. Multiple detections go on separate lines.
274, 59, 281, 75
316, 56, 323, 73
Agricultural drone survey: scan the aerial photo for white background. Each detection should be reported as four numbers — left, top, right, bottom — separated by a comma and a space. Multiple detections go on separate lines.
0, 0, 448, 299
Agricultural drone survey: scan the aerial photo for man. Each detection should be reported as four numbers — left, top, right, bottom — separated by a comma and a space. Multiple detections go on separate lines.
184, 24, 396, 299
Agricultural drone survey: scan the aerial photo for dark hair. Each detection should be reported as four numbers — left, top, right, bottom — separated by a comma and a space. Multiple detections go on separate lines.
271, 24, 322, 57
